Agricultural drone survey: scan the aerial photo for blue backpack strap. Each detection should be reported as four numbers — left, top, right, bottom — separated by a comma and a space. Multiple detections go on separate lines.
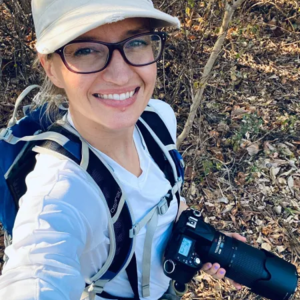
42, 125, 134, 280
120, 105, 184, 299
6, 123, 135, 294
0, 84, 66, 236
0, 104, 66, 236
86, 105, 184, 299
2, 102, 183, 299
137, 106, 184, 206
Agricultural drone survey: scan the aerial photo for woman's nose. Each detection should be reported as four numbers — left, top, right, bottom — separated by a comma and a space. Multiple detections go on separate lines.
101, 50, 133, 85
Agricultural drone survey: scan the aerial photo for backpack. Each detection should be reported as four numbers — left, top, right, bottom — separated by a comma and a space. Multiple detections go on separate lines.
0, 85, 185, 299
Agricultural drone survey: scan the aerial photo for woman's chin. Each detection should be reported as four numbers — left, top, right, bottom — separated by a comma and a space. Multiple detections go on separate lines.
95, 116, 137, 132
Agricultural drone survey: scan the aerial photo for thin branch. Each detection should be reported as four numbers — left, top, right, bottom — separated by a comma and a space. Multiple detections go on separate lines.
177, 0, 247, 149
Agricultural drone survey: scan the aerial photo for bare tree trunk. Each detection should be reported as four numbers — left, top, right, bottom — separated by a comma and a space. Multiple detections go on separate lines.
177, 0, 247, 149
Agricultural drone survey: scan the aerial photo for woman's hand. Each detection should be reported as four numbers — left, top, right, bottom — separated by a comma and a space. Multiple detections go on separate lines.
201, 232, 247, 290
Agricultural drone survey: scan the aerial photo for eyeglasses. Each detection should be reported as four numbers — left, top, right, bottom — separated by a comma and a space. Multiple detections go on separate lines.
54, 32, 167, 74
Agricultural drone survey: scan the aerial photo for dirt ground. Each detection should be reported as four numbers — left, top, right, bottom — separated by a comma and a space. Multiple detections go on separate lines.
1, 0, 300, 299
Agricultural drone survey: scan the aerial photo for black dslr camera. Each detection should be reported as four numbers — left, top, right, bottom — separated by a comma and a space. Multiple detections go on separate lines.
163, 209, 298, 300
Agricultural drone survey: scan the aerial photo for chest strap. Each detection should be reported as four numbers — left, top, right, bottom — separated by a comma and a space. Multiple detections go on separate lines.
129, 191, 172, 298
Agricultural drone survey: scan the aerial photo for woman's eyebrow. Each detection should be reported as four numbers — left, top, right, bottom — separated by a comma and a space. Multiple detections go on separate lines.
73, 27, 150, 42
73, 36, 98, 41
126, 27, 150, 35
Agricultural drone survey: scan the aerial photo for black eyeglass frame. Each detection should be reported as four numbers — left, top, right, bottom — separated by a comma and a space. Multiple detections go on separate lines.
54, 31, 167, 74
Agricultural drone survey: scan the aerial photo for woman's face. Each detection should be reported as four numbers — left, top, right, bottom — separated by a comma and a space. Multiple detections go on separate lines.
42, 18, 157, 132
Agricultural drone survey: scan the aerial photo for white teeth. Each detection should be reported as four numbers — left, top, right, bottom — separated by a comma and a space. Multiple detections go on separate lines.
119, 93, 126, 100
95, 89, 136, 101
113, 94, 120, 100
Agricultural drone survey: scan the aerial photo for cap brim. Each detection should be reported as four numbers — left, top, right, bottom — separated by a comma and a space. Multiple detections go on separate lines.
36, 4, 180, 54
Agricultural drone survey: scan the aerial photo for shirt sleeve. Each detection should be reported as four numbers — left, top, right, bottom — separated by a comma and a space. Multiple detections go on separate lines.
0, 154, 108, 300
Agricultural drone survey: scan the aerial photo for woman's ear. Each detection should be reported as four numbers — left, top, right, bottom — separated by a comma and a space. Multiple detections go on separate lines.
39, 54, 64, 89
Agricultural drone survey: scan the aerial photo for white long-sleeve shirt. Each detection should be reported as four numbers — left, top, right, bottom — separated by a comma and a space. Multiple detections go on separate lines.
0, 99, 182, 300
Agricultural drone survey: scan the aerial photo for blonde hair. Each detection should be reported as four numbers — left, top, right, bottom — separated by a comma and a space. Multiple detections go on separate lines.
33, 55, 68, 124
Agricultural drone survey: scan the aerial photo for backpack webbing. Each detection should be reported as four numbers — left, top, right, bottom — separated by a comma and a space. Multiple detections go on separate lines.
5, 107, 182, 299
6, 124, 133, 277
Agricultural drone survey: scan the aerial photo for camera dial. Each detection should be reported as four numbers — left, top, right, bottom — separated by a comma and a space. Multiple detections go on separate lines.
194, 257, 201, 266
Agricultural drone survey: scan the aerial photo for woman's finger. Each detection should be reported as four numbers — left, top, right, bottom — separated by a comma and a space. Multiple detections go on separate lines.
201, 263, 212, 271
227, 278, 242, 290
215, 268, 226, 279
205, 263, 220, 276
230, 232, 247, 243
223, 231, 247, 243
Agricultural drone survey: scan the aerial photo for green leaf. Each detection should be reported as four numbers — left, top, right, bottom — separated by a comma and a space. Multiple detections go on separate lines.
202, 160, 214, 176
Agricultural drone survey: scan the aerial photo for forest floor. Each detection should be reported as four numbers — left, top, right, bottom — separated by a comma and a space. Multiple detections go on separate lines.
1, 0, 300, 299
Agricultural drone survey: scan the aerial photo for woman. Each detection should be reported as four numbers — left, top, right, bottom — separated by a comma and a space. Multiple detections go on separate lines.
0, 0, 246, 299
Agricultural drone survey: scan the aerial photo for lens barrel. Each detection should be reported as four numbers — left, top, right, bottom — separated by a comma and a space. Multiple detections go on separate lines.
206, 232, 298, 300
207, 233, 270, 286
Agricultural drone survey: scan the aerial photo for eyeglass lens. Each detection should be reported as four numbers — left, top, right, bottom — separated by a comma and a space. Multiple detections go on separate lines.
63, 33, 162, 73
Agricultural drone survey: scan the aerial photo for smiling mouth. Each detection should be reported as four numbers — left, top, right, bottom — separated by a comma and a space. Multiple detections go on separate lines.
93, 87, 140, 101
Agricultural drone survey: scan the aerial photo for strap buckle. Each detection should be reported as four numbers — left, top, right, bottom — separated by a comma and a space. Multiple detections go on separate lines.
87, 283, 96, 293
87, 281, 105, 294
129, 224, 140, 238
142, 284, 150, 297
172, 178, 183, 195
0, 128, 13, 143
180, 159, 185, 168
157, 196, 169, 215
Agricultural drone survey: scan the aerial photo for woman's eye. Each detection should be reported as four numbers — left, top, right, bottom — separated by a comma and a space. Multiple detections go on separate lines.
74, 48, 95, 56
126, 40, 148, 48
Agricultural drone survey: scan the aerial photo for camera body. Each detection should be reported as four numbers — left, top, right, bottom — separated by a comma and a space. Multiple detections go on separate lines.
163, 209, 298, 300
163, 210, 203, 282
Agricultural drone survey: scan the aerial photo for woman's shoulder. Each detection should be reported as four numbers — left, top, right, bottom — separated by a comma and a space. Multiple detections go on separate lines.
148, 99, 174, 116
148, 99, 177, 143
22, 154, 108, 237
26, 154, 96, 197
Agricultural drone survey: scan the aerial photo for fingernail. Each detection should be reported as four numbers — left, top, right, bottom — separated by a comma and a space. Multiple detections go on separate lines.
206, 263, 212, 269
220, 270, 225, 275
214, 265, 219, 270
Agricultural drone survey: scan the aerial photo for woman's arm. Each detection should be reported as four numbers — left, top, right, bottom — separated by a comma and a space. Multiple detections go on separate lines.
0, 154, 107, 300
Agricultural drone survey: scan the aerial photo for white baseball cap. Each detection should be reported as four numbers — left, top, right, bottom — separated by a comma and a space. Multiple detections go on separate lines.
32, 0, 180, 54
